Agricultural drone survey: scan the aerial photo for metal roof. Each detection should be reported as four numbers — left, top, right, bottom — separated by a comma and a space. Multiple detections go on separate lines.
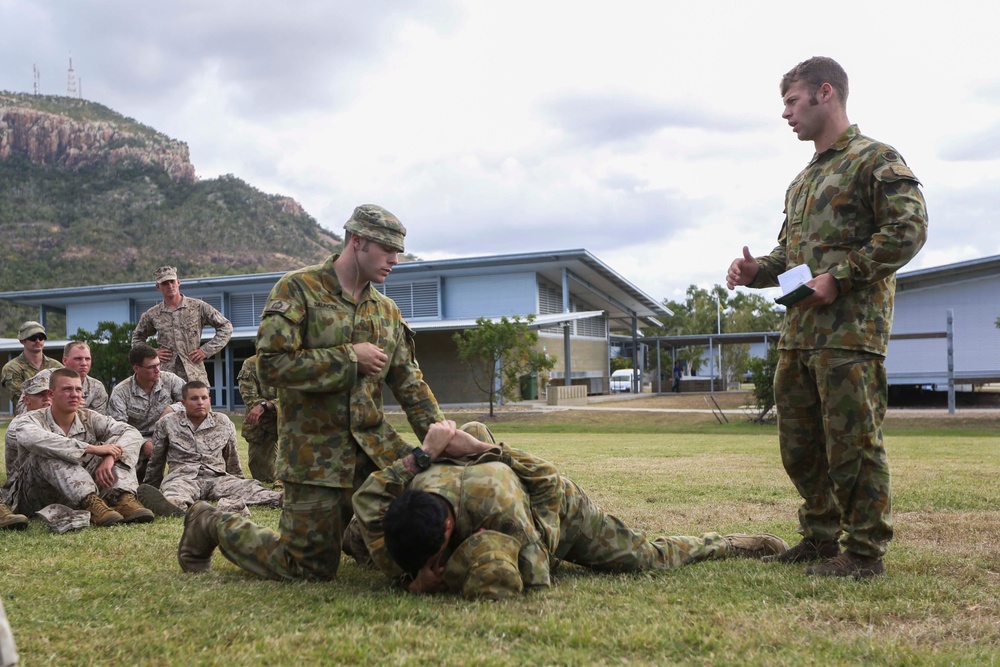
0, 249, 671, 330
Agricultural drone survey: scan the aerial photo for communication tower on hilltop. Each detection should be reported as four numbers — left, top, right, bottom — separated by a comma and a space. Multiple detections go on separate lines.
33, 64, 40, 95
67, 57, 78, 97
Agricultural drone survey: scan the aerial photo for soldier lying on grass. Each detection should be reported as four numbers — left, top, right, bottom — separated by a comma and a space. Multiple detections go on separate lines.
344, 421, 788, 599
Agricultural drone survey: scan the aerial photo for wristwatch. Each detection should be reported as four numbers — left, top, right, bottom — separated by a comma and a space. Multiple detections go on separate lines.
411, 447, 432, 471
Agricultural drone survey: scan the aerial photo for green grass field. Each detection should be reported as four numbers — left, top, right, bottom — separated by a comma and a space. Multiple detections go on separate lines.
1, 406, 998, 666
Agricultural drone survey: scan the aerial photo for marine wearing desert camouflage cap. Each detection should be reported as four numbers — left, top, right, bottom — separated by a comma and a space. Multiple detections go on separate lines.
343, 204, 406, 252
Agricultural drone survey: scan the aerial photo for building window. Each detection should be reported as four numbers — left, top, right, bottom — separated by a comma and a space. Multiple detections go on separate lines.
230, 293, 271, 328
537, 278, 606, 338
374, 280, 440, 319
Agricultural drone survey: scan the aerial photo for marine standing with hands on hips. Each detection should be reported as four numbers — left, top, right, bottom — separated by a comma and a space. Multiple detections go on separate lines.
725, 57, 928, 578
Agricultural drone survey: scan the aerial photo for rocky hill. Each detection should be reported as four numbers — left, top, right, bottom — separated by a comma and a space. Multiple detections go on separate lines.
0, 92, 349, 337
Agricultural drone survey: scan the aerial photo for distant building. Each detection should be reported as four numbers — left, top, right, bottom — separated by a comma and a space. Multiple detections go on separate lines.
0, 249, 669, 412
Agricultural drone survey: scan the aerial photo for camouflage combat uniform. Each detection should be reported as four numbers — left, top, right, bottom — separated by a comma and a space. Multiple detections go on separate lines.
145, 411, 280, 511
80, 375, 109, 415
131, 296, 233, 383
749, 125, 928, 558
215, 252, 443, 581
108, 370, 185, 482
1, 353, 62, 414
236, 355, 279, 483
7, 407, 143, 515
353, 424, 731, 592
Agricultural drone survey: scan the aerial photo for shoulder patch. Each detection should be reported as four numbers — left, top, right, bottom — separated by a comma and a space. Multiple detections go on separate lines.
263, 299, 291, 314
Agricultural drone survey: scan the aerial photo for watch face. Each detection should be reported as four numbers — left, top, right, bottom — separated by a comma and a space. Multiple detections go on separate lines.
413, 447, 431, 470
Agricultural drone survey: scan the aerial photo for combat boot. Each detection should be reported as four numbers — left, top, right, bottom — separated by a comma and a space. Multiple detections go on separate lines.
178, 501, 221, 573
805, 551, 884, 578
114, 492, 155, 524
761, 537, 841, 564
0, 502, 29, 530
81, 493, 124, 527
137, 484, 185, 518
723, 533, 790, 559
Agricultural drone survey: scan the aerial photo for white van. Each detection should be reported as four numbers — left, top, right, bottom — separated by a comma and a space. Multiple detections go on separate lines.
609, 368, 637, 392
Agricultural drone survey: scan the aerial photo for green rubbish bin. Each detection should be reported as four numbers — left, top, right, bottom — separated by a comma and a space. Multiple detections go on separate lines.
520, 374, 538, 400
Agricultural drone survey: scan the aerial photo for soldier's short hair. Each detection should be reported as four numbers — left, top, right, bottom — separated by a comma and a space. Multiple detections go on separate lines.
49, 367, 81, 389
781, 56, 848, 106
63, 340, 90, 357
383, 489, 449, 576
182, 380, 209, 398
129, 343, 158, 367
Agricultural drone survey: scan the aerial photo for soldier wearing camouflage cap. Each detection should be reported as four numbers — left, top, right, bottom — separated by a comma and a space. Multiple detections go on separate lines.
726, 57, 928, 578
177, 204, 443, 581
348, 421, 787, 597
131, 266, 233, 384
0, 368, 57, 529
1, 321, 63, 415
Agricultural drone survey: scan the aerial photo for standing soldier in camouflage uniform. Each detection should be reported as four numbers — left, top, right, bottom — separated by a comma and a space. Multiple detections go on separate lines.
177, 204, 444, 580
61, 342, 108, 415
726, 57, 928, 578
7, 369, 154, 526
1, 321, 62, 415
348, 421, 786, 599
131, 266, 233, 384
141, 381, 280, 516
236, 355, 279, 484
109, 344, 186, 482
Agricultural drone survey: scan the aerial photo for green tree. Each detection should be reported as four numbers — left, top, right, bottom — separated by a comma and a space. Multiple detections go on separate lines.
70, 321, 136, 391
746, 343, 780, 422
453, 315, 555, 417
651, 285, 782, 385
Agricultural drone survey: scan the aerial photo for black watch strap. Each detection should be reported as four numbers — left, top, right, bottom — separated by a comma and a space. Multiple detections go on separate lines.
411, 447, 432, 471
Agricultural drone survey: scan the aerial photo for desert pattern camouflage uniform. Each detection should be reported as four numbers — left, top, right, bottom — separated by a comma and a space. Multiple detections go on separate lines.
7, 407, 143, 515
749, 125, 928, 557
108, 371, 186, 438
215, 254, 443, 581
131, 296, 233, 383
237, 355, 279, 483
1, 353, 62, 414
145, 411, 280, 511
353, 423, 730, 592
80, 375, 109, 415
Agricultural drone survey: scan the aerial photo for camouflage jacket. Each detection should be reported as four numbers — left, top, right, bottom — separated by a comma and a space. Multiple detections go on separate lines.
256, 254, 444, 488
131, 296, 233, 382
1, 353, 63, 409
9, 406, 143, 469
751, 125, 928, 355
353, 444, 565, 588
236, 356, 278, 436
80, 375, 109, 416
108, 371, 186, 439
145, 411, 242, 488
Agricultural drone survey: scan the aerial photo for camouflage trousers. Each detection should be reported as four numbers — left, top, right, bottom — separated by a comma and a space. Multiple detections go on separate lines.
774, 348, 892, 557
161, 472, 281, 511
243, 426, 278, 484
12, 454, 138, 516
216, 454, 377, 581
556, 478, 727, 570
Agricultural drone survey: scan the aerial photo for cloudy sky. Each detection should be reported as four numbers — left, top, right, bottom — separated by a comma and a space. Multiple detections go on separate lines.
2, 1, 997, 304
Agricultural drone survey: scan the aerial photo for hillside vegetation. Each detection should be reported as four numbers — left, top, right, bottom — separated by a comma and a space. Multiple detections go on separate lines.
0, 92, 349, 337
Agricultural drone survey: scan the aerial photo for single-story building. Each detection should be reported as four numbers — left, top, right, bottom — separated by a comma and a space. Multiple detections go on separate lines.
0, 249, 670, 412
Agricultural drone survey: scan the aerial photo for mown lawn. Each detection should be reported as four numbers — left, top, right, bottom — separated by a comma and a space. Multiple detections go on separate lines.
1, 406, 997, 666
